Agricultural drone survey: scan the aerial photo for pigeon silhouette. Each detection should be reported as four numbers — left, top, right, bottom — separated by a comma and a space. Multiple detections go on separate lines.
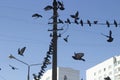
114, 20, 118, 27
70, 11, 79, 20
101, 30, 114, 42
44, 5, 53, 11
18, 47, 26, 56
57, 1, 65, 10
58, 19, 64, 24
32, 13, 42, 18
9, 65, 18, 70
63, 35, 69, 42
72, 52, 85, 61
65, 18, 71, 24
80, 19, 83, 26
106, 21, 110, 27
87, 20, 91, 26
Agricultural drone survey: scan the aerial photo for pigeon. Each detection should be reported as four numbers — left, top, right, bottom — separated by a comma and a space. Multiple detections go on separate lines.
101, 30, 114, 42
57, 1, 65, 10
58, 19, 64, 24
75, 20, 79, 24
18, 47, 26, 56
70, 11, 79, 20
80, 19, 83, 26
106, 21, 110, 27
9, 65, 18, 70
87, 20, 91, 26
44, 5, 53, 11
63, 35, 69, 42
114, 20, 118, 27
93, 21, 98, 24
32, 13, 42, 18
72, 52, 85, 61
65, 18, 71, 24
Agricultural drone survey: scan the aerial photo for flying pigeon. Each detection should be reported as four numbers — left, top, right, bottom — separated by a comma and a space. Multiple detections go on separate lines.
101, 30, 114, 42
70, 11, 79, 20
9, 65, 18, 70
72, 52, 85, 61
57, 1, 65, 10
32, 13, 42, 18
63, 35, 69, 42
18, 47, 26, 56
44, 5, 53, 11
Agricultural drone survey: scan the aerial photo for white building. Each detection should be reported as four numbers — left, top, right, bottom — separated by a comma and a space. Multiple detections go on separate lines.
41, 67, 80, 80
86, 55, 120, 80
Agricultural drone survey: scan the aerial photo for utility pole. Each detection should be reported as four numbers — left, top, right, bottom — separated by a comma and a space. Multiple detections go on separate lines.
32, 0, 120, 80
52, 0, 58, 80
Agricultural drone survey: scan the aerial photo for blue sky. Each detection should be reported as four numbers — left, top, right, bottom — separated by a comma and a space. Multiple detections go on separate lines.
0, 0, 120, 80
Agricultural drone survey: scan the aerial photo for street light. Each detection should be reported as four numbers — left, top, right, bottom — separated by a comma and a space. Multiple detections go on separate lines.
9, 54, 42, 80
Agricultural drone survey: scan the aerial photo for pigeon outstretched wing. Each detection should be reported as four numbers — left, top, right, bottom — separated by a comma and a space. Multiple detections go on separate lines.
18, 47, 26, 56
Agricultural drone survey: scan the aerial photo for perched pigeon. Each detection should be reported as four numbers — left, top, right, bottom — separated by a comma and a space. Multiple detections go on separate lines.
58, 19, 64, 24
101, 30, 114, 42
114, 20, 118, 27
106, 21, 110, 27
87, 20, 91, 26
63, 35, 69, 42
72, 52, 85, 61
65, 18, 71, 24
80, 19, 83, 26
93, 21, 98, 24
18, 47, 26, 56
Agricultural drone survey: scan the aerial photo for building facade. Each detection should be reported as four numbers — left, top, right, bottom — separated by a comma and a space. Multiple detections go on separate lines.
41, 67, 80, 80
86, 55, 120, 80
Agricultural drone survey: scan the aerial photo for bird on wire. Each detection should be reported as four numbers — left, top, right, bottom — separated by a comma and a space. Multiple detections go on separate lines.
18, 47, 26, 56
32, 13, 42, 18
106, 20, 110, 27
72, 52, 85, 61
114, 20, 118, 27
58, 19, 64, 24
65, 18, 71, 24
9, 65, 18, 70
63, 35, 69, 42
87, 20, 91, 26
80, 19, 83, 26
101, 30, 114, 42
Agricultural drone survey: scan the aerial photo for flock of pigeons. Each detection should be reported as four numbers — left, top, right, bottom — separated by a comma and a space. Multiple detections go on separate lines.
33, 38, 53, 80
32, 3, 116, 43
